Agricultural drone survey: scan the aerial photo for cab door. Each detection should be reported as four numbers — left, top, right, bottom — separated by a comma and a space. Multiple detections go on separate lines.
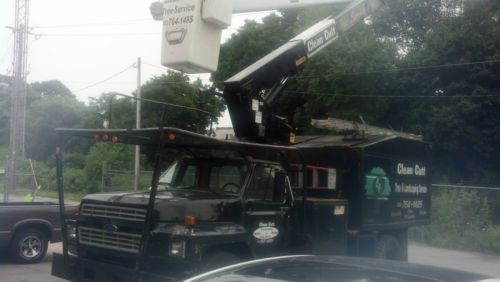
243, 164, 291, 256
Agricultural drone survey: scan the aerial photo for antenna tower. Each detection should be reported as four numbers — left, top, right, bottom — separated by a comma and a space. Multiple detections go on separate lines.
6, 0, 29, 194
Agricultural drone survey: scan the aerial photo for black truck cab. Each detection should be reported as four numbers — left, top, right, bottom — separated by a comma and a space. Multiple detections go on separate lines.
65, 155, 348, 280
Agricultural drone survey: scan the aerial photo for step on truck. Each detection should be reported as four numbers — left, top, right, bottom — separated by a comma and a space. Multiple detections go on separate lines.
51, 126, 431, 281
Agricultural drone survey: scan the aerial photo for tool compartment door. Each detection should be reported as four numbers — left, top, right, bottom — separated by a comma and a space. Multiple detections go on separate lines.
306, 199, 349, 255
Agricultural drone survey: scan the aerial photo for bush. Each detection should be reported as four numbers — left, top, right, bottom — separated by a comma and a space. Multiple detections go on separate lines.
63, 168, 87, 192
483, 227, 500, 253
410, 188, 500, 253
84, 143, 134, 193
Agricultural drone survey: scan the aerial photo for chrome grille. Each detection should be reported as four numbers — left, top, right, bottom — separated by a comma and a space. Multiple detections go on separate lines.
81, 203, 146, 222
79, 227, 141, 254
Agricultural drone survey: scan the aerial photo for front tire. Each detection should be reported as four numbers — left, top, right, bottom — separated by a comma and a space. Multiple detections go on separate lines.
374, 234, 403, 261
10, 228, 48, 264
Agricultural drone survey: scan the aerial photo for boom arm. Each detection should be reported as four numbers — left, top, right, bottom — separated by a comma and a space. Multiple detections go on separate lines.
223, 0, 383, 144
232, 0, 352, 13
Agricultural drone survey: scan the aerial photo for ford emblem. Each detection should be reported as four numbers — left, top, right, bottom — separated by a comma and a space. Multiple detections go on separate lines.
104, 224, 118, 233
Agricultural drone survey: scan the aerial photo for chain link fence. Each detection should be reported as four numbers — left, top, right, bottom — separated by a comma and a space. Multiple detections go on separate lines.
101, 163, 153, 192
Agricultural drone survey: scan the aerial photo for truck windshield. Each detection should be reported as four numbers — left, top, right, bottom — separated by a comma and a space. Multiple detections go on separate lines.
158, 160, 248, 194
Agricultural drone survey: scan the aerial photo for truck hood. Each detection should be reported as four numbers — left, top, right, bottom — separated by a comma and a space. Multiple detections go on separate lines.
82, 189, 242, 222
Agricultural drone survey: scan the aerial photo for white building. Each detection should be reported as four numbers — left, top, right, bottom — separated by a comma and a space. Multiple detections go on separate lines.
214, 127, 235, 140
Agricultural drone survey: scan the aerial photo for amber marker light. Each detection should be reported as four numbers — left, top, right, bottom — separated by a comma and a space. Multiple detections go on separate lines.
167, 133, 176, 141
184, 215, 196, 226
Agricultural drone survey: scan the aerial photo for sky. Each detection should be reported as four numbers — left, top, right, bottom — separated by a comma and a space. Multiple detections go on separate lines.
0, 1, 270, 127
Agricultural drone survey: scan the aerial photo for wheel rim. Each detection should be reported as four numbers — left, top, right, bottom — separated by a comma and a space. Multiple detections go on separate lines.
20, 235, 42, 259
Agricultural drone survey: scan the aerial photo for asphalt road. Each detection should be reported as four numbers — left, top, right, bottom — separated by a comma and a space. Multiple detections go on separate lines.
1, 243, 500, 282
409, 242, 500, 278
0, 244, 66, 282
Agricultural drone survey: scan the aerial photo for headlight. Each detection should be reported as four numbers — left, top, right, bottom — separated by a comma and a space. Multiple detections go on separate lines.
169, 241, 186, 258
67, 224, 77, 240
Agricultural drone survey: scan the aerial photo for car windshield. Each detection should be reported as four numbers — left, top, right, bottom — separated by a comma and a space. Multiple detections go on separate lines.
159, 160, 248, 194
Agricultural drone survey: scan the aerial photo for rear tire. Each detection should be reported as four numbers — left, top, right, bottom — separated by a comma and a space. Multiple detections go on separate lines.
374, 235, 403, 261
10, 228, 48, 264
202, 251, 240, 272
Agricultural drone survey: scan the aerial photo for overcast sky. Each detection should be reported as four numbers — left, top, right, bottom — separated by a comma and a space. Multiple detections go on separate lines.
0, 1, 270, 127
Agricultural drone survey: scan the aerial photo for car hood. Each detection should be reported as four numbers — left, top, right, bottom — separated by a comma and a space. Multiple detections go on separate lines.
82, 189, 241, 222
184, 255, 494, 282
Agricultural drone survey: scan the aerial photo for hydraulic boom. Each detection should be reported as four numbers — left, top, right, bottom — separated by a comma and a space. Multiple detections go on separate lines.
223, 0, 383, 144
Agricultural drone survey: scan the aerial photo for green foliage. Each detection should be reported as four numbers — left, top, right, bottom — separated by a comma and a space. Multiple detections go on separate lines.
30, 80, 74, 98
140, 71, 225, 132
63, 169, 87, 193
213, 0, 500, 184
25, 96, 87, 161
1, 71, 226, 195
386, 0, 500, 183
83, 143, 135, 193
85, 93, 135, 129
213, 13, 295, 86
410, 189, 500, 253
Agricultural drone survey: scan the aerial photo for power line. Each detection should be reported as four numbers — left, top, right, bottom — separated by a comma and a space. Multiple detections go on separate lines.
33, 13, 268, 28
39, 32, 158, 37
71, 64, 134, 93
32, 19, 154, 29
284, 90, 500, 99
142, 61, 213, 81
31, 12, 266, 30
112, 93, 212, 116
120, 59, 500, 89
294, 59, 500, 79
142, 61, 168, 71
146, 58, 500, 86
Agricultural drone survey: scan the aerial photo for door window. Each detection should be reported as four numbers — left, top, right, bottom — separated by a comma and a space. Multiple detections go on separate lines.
246, 166, 280, 202
178, 165, 198, 188
209, 165, 247, 193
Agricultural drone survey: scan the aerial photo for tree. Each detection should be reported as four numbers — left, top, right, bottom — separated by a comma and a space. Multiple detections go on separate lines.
212, 0, 500, 184
25, 96, 88, 161
30, 80, 73, 98
84, 92, 135, 129
394, 0, 500, 183
83, 142, 135, 193
213, 5, 399, 131
140, 71, 225, 133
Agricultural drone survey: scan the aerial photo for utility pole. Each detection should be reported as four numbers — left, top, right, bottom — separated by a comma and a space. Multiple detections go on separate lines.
133, 57, 142, 191
6, 0, 30, 197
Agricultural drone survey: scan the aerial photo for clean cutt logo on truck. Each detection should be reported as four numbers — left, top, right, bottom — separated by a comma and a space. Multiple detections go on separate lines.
304, 20, 338, 56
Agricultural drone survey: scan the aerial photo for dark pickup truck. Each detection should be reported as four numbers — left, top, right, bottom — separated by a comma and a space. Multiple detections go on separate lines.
0, 202, 75, 263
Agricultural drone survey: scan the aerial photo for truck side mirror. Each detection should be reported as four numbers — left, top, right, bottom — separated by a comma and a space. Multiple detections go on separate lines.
273, 172, 287, 203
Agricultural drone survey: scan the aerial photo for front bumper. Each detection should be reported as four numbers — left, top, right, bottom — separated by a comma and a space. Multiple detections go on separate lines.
51, 253, 177, 282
